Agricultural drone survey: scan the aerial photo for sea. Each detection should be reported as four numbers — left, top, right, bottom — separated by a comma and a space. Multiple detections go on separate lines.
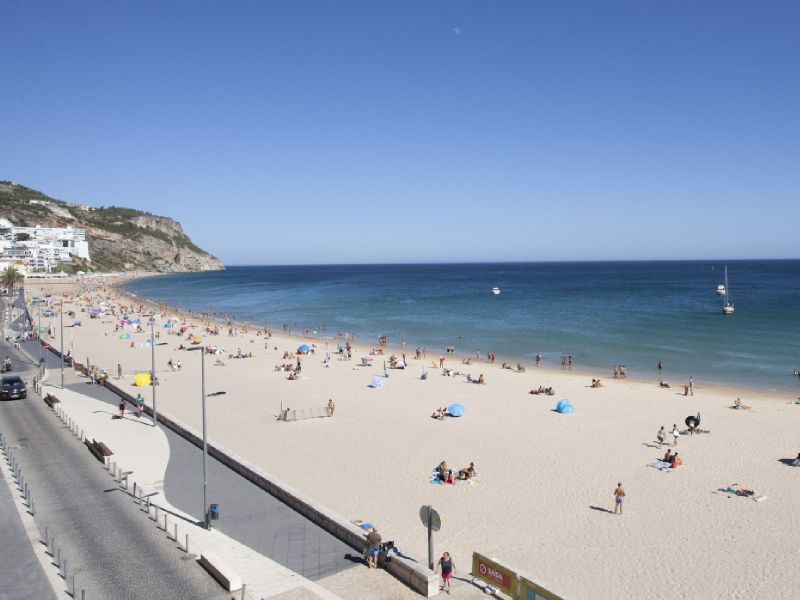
125, 261, 800, 393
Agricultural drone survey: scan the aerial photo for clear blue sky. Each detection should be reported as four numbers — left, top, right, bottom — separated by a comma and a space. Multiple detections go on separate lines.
2, 1, 798, 264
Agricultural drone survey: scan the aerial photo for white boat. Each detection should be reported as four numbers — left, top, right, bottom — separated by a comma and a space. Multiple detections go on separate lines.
716, 284, 725, 295
491, 287, 501, 295
722, 266, 734, 314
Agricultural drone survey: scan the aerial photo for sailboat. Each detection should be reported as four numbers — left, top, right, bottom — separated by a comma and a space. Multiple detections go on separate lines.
722, 266, 734, 314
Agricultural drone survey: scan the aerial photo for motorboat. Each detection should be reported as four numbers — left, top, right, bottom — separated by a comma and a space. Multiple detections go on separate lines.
491, 287, 501, 295
716, 284, 725, 295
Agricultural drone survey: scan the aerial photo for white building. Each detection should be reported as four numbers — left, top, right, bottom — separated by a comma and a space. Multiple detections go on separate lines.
0, 223, 90, 272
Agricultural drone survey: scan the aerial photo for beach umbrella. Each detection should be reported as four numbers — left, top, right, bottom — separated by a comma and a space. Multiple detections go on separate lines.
163, 322, 173, 329
298, 344, 310, 352
370, 376, 385, 389
556, 399, 573, 414
448, 403, 465, 417
119, 333, 131, 340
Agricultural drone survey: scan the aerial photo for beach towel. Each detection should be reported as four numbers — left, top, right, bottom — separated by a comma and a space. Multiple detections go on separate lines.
647, 460, 673, 472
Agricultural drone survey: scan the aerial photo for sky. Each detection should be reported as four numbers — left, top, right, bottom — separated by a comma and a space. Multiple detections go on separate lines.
2, 1, 799, 265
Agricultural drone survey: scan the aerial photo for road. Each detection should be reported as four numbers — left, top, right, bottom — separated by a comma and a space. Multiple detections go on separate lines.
0, 293, 230, 600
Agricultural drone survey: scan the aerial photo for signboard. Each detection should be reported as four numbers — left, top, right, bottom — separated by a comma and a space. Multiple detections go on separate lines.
472, 553, 517, 597
519, 577, 566, 600
419, 505, 441, 531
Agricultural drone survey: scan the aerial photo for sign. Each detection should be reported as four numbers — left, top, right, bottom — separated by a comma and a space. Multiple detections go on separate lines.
472, 553, 517, 597
419, 505, 441, 531
519, 577, 566, 600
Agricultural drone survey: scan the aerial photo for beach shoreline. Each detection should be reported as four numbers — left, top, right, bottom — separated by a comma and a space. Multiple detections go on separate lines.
120, 272, 798, 404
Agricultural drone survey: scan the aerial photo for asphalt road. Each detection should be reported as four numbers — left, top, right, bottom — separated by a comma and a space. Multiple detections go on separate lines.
0, 295, 230, 600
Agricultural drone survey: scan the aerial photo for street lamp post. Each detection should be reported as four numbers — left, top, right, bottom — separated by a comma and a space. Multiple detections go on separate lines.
150, 316, 157, 427
60, 301, 64, 389
37, 302, 42, 374
188, 346, 209, 528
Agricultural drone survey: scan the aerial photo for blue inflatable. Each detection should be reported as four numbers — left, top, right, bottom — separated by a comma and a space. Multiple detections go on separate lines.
448, 403, 465, 417
556, 399, 574, 414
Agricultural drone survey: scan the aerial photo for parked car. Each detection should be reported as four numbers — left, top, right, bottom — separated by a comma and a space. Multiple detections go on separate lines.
42, 309, 54, 317
0, 375, 27, 400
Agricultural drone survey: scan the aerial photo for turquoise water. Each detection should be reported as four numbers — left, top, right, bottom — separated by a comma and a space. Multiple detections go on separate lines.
125, 261, 800, 392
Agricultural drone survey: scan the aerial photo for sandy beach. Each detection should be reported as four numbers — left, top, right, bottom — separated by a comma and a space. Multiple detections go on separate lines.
34, 276, 800, 599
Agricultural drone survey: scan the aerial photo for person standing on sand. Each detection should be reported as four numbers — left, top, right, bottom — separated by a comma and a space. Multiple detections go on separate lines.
689, 376, 694, 396
672, 424, 680, 446
117, 363, 122, 379
118, 398, 126, 419
657, 426, 666, 448
435, 551, 456, 594
327, 399, 335, 416
613, 483, 626, 515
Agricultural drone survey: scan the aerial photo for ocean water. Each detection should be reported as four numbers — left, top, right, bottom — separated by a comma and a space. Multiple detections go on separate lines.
125, 261, 800, 393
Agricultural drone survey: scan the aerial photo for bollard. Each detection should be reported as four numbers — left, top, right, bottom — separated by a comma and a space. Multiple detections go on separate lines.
154, 506, 159, 523
173, 522, 177, 542
30, 495, 35, 516
81, 589, 85, 600
56, 547, 61, 568
133, 482, 137, 498
63, 558, 67, 579
43, 525, 49, 545
163, 513, 168, 532
241, 583, 246, 600
71, 574, 76, 596
80, 428, 84, 441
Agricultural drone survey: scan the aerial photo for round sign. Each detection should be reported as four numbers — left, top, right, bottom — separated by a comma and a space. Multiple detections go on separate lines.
419, 505, 442, 532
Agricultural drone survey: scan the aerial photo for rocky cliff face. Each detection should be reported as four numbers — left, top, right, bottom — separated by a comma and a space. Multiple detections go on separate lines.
0, 181, 224, 273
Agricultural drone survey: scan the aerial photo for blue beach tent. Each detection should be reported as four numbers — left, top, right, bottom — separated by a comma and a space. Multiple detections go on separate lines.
370, 376, 385, 389
556, 399, 574, 414
448, 403, 465, 417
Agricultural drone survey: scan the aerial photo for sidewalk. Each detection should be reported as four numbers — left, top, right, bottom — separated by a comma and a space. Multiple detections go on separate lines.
42, 381, 342, 600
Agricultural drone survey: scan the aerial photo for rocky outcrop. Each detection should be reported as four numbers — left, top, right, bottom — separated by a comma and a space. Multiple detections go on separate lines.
0, 181, 224, 273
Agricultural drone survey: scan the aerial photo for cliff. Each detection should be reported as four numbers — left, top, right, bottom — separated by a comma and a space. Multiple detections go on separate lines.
0, 181, 224, 273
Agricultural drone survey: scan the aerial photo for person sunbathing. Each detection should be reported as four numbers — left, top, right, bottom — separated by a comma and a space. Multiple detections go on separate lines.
792, 453, 800, 467
458, 462, 476, 480
287, 371, 299, 380
516, 363, 526, 372
663, 450, 675, 464
477, 374, 485, 385
462, 358, 471, 365
445, 470, 456, 485
431, 408, 445, 420
436, 461, 448, 480
659, 381, 670, 388
214, 358, 226, 366
671, 453, 683, 467
732, 397, 751, 410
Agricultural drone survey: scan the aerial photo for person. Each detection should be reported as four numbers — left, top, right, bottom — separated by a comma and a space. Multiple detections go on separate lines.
458, 462, 476, 480
689, 376, 694, 396
672, 424, 680, 447
136, 393, 144, 418
432, 407, 445, 420
365, 527, 382, 568
792, 452, 800, 467
657, 426, 666, 448
117, 363, 122, 379
683, 384, 689, 396
659, 380, 670, 388
435, 551, 456, 594
477, 374, 485, 385
663, 449, 675, 464
671, 452, 683, 467
613, 483, 626, 515
657, 360, 662, 370
327, 398, 335, 417
118, 398, 126, 419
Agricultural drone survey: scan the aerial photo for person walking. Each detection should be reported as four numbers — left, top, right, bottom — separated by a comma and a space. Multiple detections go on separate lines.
613, 483, 626, 515
327, 398, 335, 417
365, 527, 382, 568
672, 424, 680, 447
435, 551, 457, 594
118, 398, 126, 419
657, 426, 666, 448
136, 393, 144, 418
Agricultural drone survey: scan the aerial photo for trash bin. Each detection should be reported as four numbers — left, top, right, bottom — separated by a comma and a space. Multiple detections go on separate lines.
209, 504, 220, 521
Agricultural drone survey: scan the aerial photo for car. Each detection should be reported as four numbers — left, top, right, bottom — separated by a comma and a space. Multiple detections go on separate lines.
42, 309, 54, 317
0, 375, 27, 400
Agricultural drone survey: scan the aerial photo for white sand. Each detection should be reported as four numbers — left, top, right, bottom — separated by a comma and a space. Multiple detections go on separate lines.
42, 278, 800, 599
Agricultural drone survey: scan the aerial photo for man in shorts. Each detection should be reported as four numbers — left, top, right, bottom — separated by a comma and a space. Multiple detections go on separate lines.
365, 527, 382, 568
614, 483, 626, 515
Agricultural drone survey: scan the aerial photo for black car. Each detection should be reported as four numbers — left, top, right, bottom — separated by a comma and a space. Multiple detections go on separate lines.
0, 375, 26, 400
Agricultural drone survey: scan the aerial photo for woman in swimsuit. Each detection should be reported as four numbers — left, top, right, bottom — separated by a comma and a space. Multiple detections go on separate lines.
435, 551, 456, 594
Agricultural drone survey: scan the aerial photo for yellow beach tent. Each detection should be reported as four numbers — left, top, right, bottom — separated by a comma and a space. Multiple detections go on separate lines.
134, 372, 152, 387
